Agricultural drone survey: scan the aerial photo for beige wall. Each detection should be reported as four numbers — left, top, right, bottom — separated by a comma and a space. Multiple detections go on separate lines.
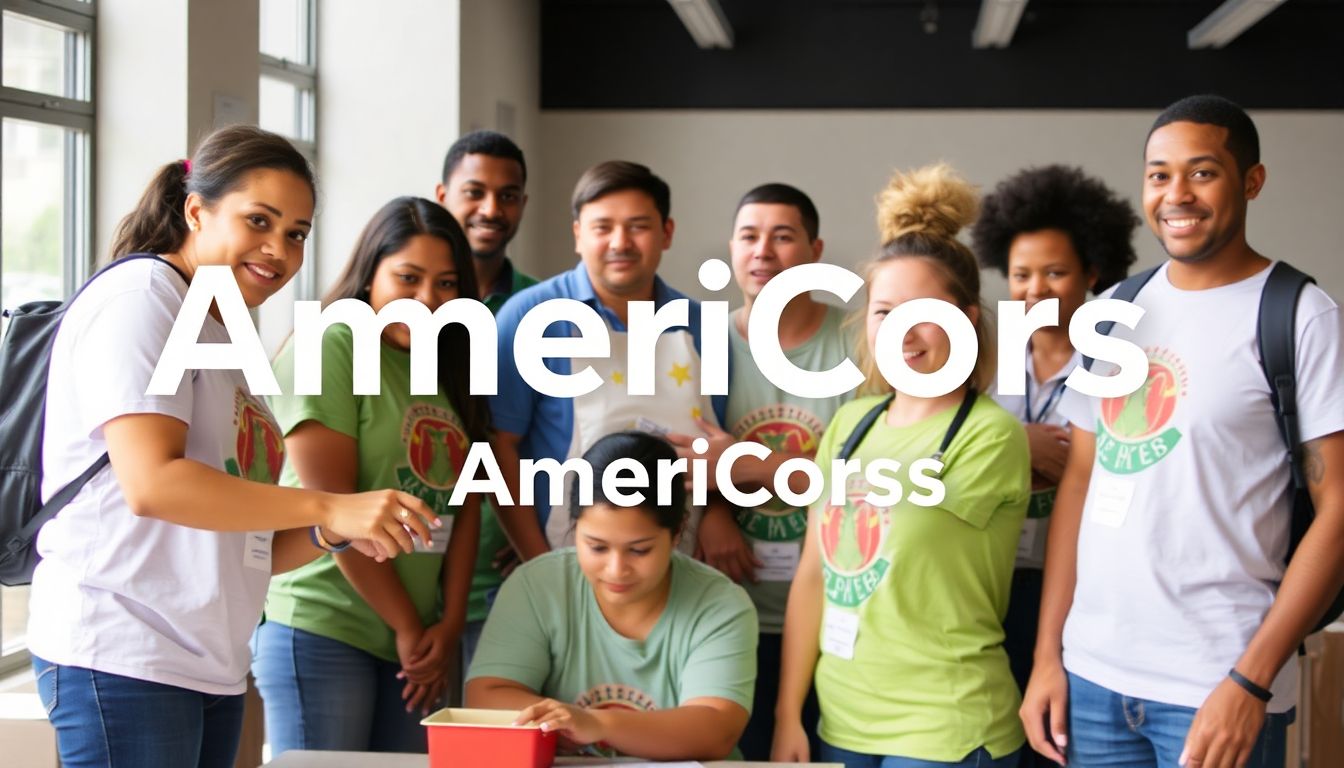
537, 110, 1344, 303
458, 0, 543, 277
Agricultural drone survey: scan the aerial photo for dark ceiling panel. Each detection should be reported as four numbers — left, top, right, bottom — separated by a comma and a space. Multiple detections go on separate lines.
540, 0, 1344, 108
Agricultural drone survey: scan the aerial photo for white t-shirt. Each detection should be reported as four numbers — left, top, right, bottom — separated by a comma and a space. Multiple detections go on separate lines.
992, 347, 1079, 569
1058, 261, 1344, 713
29, 257, 281, 695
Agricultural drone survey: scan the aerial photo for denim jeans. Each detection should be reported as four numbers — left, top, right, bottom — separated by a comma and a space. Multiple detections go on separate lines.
32, 655, 245, 768
819, 740, 1020, 768
738, 632, 822, 760
1066, 671, 1293, 768
250, 621, 427, 755
1003, 569, 1057, 768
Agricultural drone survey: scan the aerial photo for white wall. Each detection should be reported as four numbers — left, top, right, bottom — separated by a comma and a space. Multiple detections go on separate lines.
538, 110, 1344, 304
458, 0, 543, 276
314, 0, 461, 293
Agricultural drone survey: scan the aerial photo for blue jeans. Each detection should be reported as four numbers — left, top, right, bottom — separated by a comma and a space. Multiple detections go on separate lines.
1066, 671, 1293, 768
820, 740, 1020, 768
251, 622, 427, 755
32, 655, 245, 768
738, 632, 821, 760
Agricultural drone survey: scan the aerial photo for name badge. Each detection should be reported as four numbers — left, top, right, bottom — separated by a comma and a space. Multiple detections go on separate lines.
821, 607, 860, 660
753, 541, 801, 582
1089, 475, 1136, 529
243, 532, 273, 571
414, 516, 454, 554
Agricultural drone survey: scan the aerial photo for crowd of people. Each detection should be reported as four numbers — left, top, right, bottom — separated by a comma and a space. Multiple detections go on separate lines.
25, 93, 1344, 768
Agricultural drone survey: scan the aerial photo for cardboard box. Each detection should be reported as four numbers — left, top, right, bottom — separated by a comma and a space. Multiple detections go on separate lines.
0, 693, 58, 768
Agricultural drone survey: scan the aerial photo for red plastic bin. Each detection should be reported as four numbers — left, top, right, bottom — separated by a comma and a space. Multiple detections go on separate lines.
422, 708, 557, 768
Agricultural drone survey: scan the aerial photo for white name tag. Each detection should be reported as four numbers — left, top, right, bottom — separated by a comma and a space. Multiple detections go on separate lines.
753, 540, 801, 582
243, 531, 273, 571
1016, 518, 1047, 564
1089, 475, 1136, 529
821, 607, 860, 660
413, 516, 454, 554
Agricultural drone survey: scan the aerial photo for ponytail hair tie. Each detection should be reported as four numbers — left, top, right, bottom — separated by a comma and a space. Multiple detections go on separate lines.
182, 159, 192, 175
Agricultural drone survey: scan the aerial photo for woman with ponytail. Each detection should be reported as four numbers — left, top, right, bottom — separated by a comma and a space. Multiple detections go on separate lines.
773, 164, 1031, 768
30, 125, 440, 768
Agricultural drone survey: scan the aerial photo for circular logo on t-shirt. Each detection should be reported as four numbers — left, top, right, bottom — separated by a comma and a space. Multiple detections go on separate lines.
1097, 347, 1187, 474
397, 404, 469, 513
573, 684, 659, 757
225, 390, 284, 484
819, 484, 892, 608
731, 405, 824, 542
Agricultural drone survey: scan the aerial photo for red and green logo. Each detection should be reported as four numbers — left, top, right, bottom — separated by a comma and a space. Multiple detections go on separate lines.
731, 405, 823, 542
819, 485, 891, 608
1096, 348, 1186, 474
224, 390, 284, 484
396, 403, 469, 513
574, 684, 658, 757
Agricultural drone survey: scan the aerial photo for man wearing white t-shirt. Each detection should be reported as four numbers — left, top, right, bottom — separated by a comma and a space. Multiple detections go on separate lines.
1022, 95, 1344, 768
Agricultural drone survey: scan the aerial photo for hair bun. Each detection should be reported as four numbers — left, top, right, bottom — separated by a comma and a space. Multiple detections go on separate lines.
876, 162, 979, 244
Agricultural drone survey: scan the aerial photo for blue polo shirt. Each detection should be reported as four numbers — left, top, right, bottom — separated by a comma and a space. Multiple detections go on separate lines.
491, 262, 727, 526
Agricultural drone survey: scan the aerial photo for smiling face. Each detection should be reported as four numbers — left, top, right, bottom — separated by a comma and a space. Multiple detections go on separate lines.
573, 188, 673, 302
182, 168, 313, 307
575, 502, 676, 610
866, 257, 978, 376
367, 233, 460, 350
437, 153, 527, 261
1143, 120, 1264, 265
1007, 229, 1096, 327
729, 202, 823, 302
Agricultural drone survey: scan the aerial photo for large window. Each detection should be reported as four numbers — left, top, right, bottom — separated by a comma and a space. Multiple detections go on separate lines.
0, 0, 94, 674
259, 0, 315, 302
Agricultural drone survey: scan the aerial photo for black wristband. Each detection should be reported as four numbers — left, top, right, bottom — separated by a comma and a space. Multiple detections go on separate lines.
1228, 668, 1272, 703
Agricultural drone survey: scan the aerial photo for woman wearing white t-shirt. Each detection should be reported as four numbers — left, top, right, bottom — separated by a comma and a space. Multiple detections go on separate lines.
29, 125, 439, 768
972, 165, 1138, 768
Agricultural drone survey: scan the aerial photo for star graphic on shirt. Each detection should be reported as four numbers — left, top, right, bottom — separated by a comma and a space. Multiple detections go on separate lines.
612, 370, 625, 385
668, 362, 691, 387
691, 406, 702, 421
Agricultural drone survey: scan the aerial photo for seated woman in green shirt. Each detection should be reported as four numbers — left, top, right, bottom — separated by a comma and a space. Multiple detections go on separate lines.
773, 164, 1031, 768
466, 431, 758, 760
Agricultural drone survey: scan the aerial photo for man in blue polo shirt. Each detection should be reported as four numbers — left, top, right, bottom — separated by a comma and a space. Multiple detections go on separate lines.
489, 160, 726, 560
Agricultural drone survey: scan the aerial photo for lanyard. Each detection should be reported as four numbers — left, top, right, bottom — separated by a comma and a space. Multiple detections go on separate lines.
1024, 373, 1067, 425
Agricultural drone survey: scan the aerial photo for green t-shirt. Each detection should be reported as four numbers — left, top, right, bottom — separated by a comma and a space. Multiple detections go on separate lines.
467, 549, 758, 730
471, 261, 539, 623
264, 324, 471, 661
812, 394, 1029, 761
725, 305, 852, 632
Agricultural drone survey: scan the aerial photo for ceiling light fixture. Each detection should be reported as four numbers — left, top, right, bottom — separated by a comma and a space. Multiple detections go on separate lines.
1188, 0, 1288, 49
972, 0, 1029, 49
668, 0, 734, 50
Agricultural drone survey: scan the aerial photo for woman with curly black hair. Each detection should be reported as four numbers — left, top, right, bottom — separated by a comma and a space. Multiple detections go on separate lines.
972, 164, 1138, 768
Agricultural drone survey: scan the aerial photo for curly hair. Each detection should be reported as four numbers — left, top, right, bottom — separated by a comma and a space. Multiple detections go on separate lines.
972, 165, 1139, 294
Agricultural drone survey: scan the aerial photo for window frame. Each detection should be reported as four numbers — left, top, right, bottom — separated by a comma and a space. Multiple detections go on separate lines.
0, 0, 95, 676
259, 0, 315, 300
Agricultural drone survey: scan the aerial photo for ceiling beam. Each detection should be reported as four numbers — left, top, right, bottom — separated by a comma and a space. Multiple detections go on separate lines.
668, 0, 734, 50
1188, 0, 1289, 49
972, 0, 1029, 49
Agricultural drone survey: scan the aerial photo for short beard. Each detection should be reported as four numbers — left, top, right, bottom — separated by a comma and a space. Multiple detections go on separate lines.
472, 246, 506, 262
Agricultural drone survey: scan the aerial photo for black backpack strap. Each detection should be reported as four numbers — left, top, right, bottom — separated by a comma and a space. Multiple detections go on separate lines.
0, 453, 108, 566
837, 394, 894, 462
1257, 262, 1314, 491
1084, 266, 1160, 370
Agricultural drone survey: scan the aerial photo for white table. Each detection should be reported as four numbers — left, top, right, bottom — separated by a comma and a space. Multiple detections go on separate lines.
262, 751, 841, 767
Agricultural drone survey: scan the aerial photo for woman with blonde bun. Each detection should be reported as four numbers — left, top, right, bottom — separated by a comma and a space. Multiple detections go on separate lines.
772, 164, 1030, 768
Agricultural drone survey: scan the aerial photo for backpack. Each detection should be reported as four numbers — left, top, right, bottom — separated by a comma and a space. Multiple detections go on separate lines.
0, 254, 183, 586
1097, 261, 1343, 632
